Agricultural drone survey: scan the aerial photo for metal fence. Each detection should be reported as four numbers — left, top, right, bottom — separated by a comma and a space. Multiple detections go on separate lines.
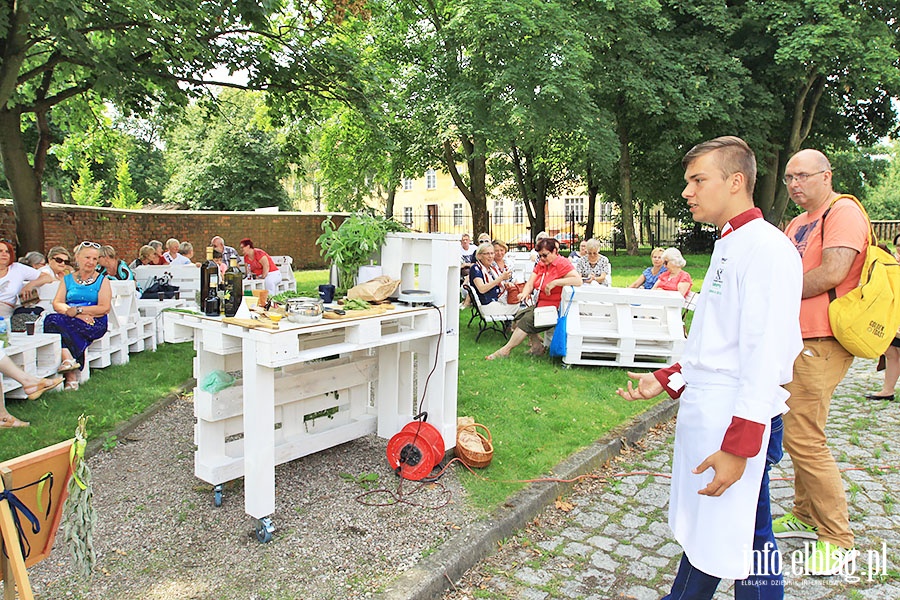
396, 210, 684, 251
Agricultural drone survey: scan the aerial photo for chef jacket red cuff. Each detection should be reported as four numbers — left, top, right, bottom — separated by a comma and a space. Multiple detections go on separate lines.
720, 417, 765, 458
652, 363, 684, 399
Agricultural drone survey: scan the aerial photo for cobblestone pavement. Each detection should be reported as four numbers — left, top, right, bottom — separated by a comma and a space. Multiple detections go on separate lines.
442, 358, 900, 599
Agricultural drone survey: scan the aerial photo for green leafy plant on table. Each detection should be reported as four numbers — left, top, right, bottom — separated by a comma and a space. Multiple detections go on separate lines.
316, 214, 406, 294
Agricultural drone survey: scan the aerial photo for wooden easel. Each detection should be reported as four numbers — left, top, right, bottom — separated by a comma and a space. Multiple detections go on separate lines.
0, 468, 34, 600
0, 440, 75, 600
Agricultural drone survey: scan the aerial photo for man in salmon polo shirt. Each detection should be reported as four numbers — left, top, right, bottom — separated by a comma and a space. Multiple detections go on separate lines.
618, 136, 802, 598
775, 148, 869, 575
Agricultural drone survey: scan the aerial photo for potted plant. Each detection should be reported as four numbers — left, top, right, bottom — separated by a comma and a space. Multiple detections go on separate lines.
316, 214, 406, 294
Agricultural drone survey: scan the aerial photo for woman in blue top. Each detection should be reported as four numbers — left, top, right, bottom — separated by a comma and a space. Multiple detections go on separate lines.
44, 242, 111, 390
628, 247, 667, 290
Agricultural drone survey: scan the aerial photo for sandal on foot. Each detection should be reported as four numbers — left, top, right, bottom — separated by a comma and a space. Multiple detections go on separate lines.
58, 359, 80, 373
64, 380, 80, 391
485, 352, 508, 361
0, 414, 29, 428
25, 376, 65, 400
526, 347, 546, 356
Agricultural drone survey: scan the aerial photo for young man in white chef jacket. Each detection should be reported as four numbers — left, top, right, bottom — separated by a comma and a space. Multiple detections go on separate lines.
617, 136, 802, 598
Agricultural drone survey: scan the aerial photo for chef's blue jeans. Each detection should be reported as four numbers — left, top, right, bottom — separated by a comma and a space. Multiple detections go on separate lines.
662, 416, 784, 600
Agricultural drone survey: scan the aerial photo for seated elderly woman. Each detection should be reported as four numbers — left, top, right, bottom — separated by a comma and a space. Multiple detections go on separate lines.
169, 241, 196, 266
0, 240, 53, 317
18, 251, 46, 269
628, 247, 667, 289
468, 243, 519, 317
43, 241, 111, 391
97, 245, 135, 281
574, 239, 611, 286
652, 247, 693, 298
129, 244, 159, 270
486, 238, 581, 360
39, 246, 74, 282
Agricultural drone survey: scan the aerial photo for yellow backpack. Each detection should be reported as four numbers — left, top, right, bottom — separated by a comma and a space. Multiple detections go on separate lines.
823, 195, 900, 359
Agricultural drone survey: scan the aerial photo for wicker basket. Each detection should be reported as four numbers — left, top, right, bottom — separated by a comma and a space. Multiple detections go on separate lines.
456, 422, 494, 468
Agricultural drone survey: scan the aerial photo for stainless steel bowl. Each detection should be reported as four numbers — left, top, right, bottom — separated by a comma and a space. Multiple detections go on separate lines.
285, 297, 324, 323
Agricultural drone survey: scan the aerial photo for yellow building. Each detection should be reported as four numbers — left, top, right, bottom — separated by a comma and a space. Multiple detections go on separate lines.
394, 167, 616, 247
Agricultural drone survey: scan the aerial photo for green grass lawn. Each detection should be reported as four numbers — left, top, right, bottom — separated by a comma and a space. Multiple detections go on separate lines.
2, 254, 708, 506
0, 342, 194, 462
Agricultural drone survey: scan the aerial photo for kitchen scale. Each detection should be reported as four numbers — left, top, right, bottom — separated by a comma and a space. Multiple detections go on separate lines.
397, 289, 435, 305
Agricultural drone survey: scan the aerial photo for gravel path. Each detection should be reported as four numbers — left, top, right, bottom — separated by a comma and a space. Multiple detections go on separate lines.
29, 392, 477, 599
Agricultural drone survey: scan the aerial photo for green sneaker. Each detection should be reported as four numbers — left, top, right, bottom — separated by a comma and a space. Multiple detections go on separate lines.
805, 540, 859, 576
772, 513, 818, 539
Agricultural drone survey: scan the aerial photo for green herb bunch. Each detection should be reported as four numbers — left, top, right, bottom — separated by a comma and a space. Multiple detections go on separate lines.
316, 214, 406, 293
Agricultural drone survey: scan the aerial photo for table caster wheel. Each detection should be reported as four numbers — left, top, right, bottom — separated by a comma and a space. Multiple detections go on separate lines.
255, 517, 274, 543
213, 484, 224, 507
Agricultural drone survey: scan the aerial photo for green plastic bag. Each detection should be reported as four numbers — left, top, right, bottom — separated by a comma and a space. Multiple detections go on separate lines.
200, 370, 236, 393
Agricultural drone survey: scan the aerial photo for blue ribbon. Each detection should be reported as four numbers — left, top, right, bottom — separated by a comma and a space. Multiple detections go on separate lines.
0, 473, 52, 560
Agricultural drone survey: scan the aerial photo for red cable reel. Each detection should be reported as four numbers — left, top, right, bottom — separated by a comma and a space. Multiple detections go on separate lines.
386, 412, 445, 481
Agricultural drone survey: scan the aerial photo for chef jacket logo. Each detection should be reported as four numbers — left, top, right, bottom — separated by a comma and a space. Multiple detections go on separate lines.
709, 258, 726, 296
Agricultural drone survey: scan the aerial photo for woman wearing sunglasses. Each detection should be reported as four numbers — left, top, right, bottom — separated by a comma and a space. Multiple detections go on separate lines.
486, 237, 582, 359
39, 246, 74, 281
43, 241, 111, 390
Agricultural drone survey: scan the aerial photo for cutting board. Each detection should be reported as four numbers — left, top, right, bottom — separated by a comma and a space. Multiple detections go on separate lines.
323, 305, 394, 320
222, 317, 281, 329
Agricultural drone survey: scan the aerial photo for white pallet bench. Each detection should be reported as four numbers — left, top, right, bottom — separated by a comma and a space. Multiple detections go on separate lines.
133, 265, 201, 306
2, 334, 64, 399
561, 286, 686, 369
271, 255, 297, 293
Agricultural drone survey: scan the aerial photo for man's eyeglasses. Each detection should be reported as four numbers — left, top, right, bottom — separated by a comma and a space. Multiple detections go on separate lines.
78, 241, 102, 249
538, 252, 551, 258
51, 257, 70, 265
782, 170, 826, 185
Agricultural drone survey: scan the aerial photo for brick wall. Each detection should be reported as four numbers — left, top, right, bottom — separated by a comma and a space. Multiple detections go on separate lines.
0, 200, 348, 269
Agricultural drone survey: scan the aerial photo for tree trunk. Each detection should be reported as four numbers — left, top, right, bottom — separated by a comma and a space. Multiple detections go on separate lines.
616, 120, 638, 255
443, 136, 489, 235
0, 108, 44, 254
384, 186, 396, 219
584, 165, 598, 241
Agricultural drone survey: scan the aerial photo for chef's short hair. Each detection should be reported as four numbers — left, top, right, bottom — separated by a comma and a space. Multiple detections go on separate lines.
683, 136, 756, 196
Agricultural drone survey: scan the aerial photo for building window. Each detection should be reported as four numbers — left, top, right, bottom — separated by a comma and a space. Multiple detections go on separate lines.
513, 201, 524, 225
453, 203, 464, 227
493, 200, 504, 225
425, 169, 437, 190
598, 202, 614, 221
403, 206, 413, 226
564, 197, 584, 223
403, 178, 414, 191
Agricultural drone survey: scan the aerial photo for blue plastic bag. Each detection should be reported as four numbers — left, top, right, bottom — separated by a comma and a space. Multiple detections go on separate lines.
549, 289, 574, 358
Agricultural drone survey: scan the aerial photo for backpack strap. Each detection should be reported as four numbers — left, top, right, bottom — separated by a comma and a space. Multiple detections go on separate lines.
820, 194, 875, 302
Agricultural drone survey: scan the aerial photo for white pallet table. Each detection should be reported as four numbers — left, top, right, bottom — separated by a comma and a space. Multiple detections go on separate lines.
1, 333, 63, 399
561, 286, 686, 368
172, 233, 460, 541
138, 298, 188, 343
108, 280, 140, 327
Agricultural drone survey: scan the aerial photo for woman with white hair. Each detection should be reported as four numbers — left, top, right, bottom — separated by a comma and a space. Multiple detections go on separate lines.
652, 247, 693, 297
573, 239, 611, 286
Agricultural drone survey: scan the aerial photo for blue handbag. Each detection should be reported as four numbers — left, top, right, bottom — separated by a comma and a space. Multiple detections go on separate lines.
549, 289, 574, 358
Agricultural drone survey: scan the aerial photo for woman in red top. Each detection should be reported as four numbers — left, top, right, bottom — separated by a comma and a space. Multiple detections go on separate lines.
486, 238, 581, 359
239, 238, 281, 295
652, 247, 693, 298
